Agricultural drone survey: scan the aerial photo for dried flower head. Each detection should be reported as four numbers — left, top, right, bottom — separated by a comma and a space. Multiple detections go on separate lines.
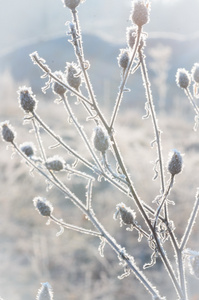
114, 202, 136, 226
118, 49, 130, 70
93, 126, 109, 153
66, 62, 81, 91
131, 1, 150, 27
191, 63, 199, 84
18, 86, 37, 113
126, 26, 137, 49
20, 142, 36, 157
45, 156, 65, 171
36, 282, 53, 300
167, 149, 183, 176
63, 0, 85, 10
176, 68, 191, 89
1, 121, 16, 143
52, 71, 67, 95
33, 197, 53, 217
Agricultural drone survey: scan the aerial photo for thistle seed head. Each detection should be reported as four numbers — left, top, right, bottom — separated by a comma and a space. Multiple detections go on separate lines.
63, 0, 83, 10
52, 71, 67, 95
33, 197, 53, 217
118, 49, 130, 70
176, 68, 191, 89
114, 202, 136, 225
18, 86, 37, 113
93, 126, 109, 153
167, 149, 183, 176
131, 1, 150, 27
1, 121, 16, 143
191, 63, 199, 84
66, 62, 81, 91
126, 26, 137, 49
36, 282, 53, 300
20, 142, 36, 157
45, 156, 65, 171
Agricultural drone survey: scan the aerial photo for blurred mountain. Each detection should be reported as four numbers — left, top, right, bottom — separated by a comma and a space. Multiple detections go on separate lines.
0, 32, 199, 112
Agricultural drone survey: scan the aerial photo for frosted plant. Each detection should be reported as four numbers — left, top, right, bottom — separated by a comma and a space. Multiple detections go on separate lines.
1, 0, 199, 299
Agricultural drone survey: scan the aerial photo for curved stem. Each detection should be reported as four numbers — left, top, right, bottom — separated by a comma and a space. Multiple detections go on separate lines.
109, 26, 142, 131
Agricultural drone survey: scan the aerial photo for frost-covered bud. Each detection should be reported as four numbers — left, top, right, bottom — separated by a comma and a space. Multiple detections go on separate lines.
126, 26, 137, 49
191, 63, 199, 84
33, 197, 53, 217
93, 126, 109, 153
167, 149, 183, 176
52, 71, 67, 95
118, 49, 130, 70
176, 68, 191, 89
114, 202, 136, 225
18, 86, 37, 113
191, 255, 199, 279
45, 156, 65, 171
1, 121, 16, 143
20, 142, 36, 157
36, 282, 53, 300
63, 0, 82, 10
131, 1, 150, 27
66, 63, 81, 91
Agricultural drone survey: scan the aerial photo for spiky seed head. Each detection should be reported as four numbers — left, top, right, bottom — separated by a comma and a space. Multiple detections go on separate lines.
52, 71, 67, 95
176, 68, 191, 89
1, 121, 16, 143
191, 63, 199, 84
93, 126, 109, 153
63, 0, 82, 10
131, 1, 150, 27
45, 156, 65, 171
126, 26, 137, 49
20, 142, 36, 157
66, 63, 81, 91
18, 86, 37, 113
36, 282, 53, 300
118, 49, 130, 70
33, 197, 53, 217
114, 202, 136, 225
167, 149, 183, 176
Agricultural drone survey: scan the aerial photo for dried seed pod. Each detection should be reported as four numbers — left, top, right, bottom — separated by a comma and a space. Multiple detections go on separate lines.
131, 1, 150, 27
36, 282, 53, 300
33, 197, 53, 217
191, 63, 199, 84
18, 86, 37, 113
93, 126, 109, 153
20, 142, 36, 157
1, 121, 16, 143
52, 71, 67, 95
66, 63, 81, 91
118, 49, 130, 70
176, 68, 191, 89
126, 26, 137, 49
114, 202, 136, 226
167, 149, 183, 176
63, 0, 81, 10
45, 156, 65, 171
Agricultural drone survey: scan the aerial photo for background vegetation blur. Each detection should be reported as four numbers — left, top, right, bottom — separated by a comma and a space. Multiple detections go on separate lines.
0, 0, 199, 299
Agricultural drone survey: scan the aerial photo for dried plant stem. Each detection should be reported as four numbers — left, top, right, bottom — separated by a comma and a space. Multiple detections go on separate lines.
30, 52, 93, 106
185, 88, 199, 115
50, 215, 102, 237
138, 49, 165, 200
12, 141, 163, 299
109, 26, 142, 131
61, 94, 103, 171
180, 193, 199, 250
